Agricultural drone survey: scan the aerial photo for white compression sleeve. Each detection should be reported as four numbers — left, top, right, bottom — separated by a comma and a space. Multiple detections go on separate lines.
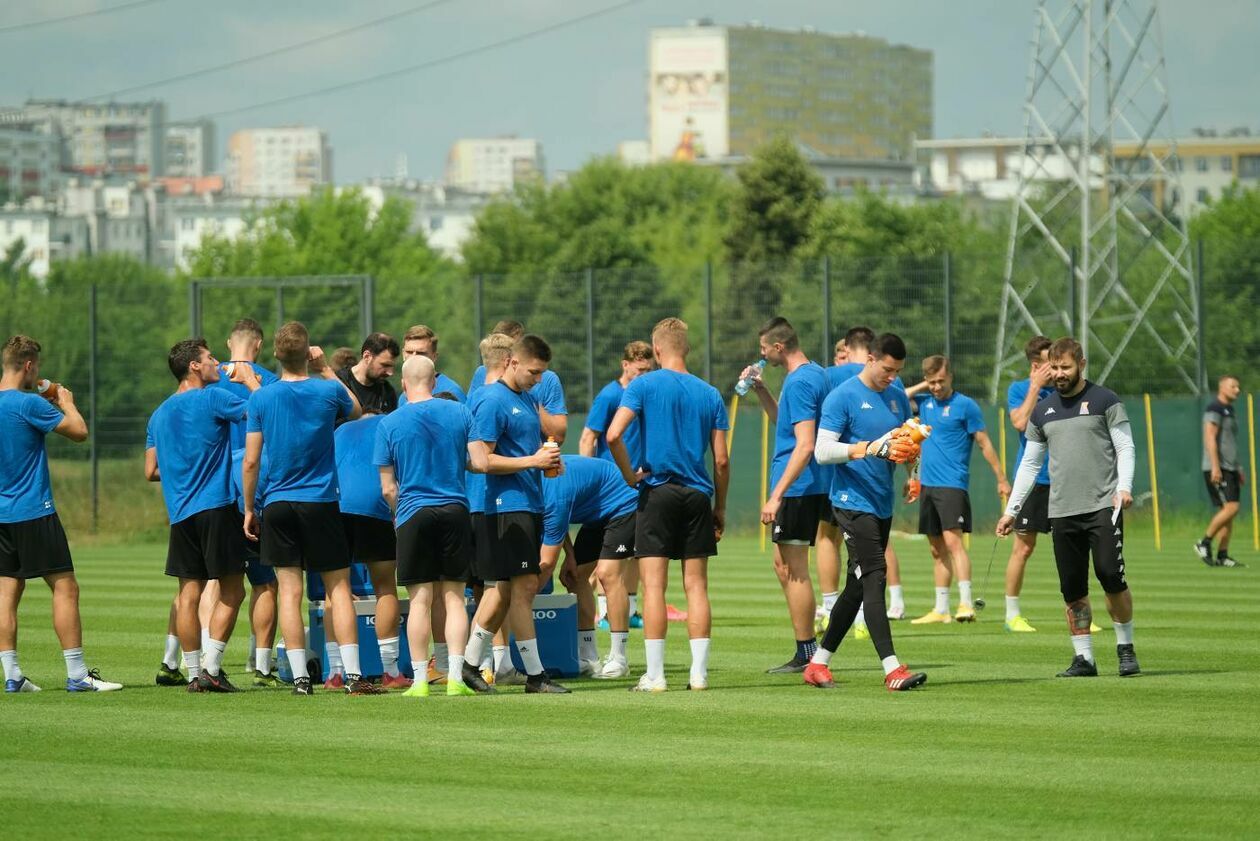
1004, 440, 1046, 517
815, 428, 852, 465
1109, 420, 1136, 494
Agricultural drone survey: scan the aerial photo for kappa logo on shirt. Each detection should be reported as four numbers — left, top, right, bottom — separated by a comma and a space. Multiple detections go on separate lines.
495, 497, 504, 507
860, 401, 874, 410
1045, 407, 1056, 415
616, 544, 627, 553
1079, 401, 1090, 415
1114, 528, 1121, 536
957, 515, 965, 524
511, 407, 523, 415
773, 524, 782, 534
43, 500, 52, 509
840, 493, 849, 503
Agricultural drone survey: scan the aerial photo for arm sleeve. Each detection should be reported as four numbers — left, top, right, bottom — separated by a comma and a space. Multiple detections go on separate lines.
145, 418, 155, 449
472, 397, 502, 445
371, 423, 391, 468
1004, 440, 1047, 516
713, 388, 730, 431
24, 396, 63, 434
539, 372, 567, 415
215, 389, 248, 423
1109, 419, 1136, 494
815, 428, 853, 465
246, 392, 264, 433
1006, 382, 1026, 414
965, 399, 986, 434
334, 382, 354, 418
619, 379, 644, 415
585, 389, 613, 434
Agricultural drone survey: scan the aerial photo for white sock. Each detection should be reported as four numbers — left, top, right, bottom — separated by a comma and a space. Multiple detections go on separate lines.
247, 633, 256, 661
324, 641, 344, 675
610, 631, 629, 660
182, 649, 202, 680
339, 643, 361, 678
958, 580, 973, 607
644, 638, 665, 681
63, 647, 88, 682
479, 650, 493, 672
255, 648, 272, 675
689, 637, 710, 685
411, 660, 428, 681
1114, 621, 1134, 646
855, 604, 866, 627
515, 638, 543, 677
162, 635, 180, 669
888, 584, 905, 611
448, 653, 465, 683
1071, 634, 1095, 663
433, 642, 449, 665
579, 629, 598, 662
493, 644, 511, 675
881, 655, 901, 675
934, 587, 950, 614
200, 628, 211, 654
378, 636, 400, 677
0, 649, 23, 682
597, 595, 608, 619
1005, 595, 1021, 621
464, 624, 491, 667
811, 646, 834, 666
286, 647, 309, 680
822, 591, 839, 612
629, 594, 639, 614
203, 638, 226, 676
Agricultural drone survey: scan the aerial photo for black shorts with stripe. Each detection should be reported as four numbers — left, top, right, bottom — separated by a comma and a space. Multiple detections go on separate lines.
918, 486, 972, 536
1015, 483, 1051, 534
772, 494, 828, 545
573, 511, 637, 565
1205, 470, 1241, 507
0, 513, 74, 580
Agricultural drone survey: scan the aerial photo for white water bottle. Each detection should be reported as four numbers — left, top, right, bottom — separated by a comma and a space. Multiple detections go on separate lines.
734, 359, 766, 396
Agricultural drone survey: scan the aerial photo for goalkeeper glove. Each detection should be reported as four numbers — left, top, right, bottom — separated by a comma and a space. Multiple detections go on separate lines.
866, 433, 920, 463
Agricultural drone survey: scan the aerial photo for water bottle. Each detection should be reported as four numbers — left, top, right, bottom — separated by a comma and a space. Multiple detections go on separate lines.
734, 359, 766, 396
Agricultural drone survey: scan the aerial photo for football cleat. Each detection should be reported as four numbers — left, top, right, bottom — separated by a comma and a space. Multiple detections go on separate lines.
910, 610, 953, 625
629, 674, 667, 693
197, 670, 238, 693
401, 680, 430, 698
1057, 655, 1099, 677
686, 680, 707, 691
66, 669, 122, 692
4, 676, 41, 693
426, 656, 447, 685
1193, 539, 1214, 566
629, 612, 645, 629
665, 604, 688, 622
185, 677, 205, 693
886, 605, 905, 620
446, 680, 476, 696
1090, 622, 1103, 633
1117, 644, 1141, 677
291, 676, 313, 695
802, 662, 835, 689
765, 656, 809, 675
460, 663, 496, 694
579, 658, 601, 677
155, 663, 186, 686
323, 672, 345, 691
884, 665, 927, 691
596, 617, 611, 631
1216, 554, 1246, 568
380, 673, 414, 690
852, 623, 870, 640
954, 604, 977, 623
1004, 615, 1037, 633
345, 676, 385, 696
494, 667, 528, 687
525, 674, 570, 694
595, 656, 630, 679
252, 670, 283, 688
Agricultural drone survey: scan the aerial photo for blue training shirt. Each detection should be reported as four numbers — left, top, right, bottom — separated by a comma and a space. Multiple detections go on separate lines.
146, 388, 247, 524
211, 361, 278, 450
0, 390, 63, 523
819, 375, 911, 519
230, 448, 269, 516
335, 415, 391, 521
464, 385, 493, 514
542, 455, 637, 546
586, 379, 643, 469
373, 398, 474, 527
469, 365, 566, 415
771, 362, 829, 498
474, 380, 544, 514
398, 372, 467, 406
825, 361, 907, 394
620, 369, 728, 496
246, 378, 354, 504
1008, 379, 1052, 486
918, 390, 986, 490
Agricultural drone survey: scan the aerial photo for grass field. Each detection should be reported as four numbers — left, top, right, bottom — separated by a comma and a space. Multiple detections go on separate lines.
2, 528, 1258, 839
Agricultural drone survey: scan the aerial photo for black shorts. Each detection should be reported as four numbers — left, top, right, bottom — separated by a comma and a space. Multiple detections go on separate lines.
0, 513, 74, 580
1015, 483, 1052, 534
260, 501, 350, 573
834, 508, 891, 580
918, 486, 972, 536
166, 505, 248, 581
573, 511, 637, 565
1205, 470, 1242, 507
395, 504, 472, 586
342, 513, 396, 563
773, 494, 828, 545
1050, 508, 1128, 603
469, 512, 489, 585
635, 483, 717, 560
482, 511, 543, 580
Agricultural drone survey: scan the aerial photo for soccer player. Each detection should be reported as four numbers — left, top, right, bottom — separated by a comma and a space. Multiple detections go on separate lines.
215, 318, 279, 449
542, 454, 638, 678
335, 413, 411, 689
376, 354, 489, 697
1196, 375, 1246, 567
469, 320, 567, 443
910, 355, 1010, 625
741, 317, 829, 674
399, 324, 467, 404
1, 335, 121, 693
1003, 336, 1054, 632
330, 346, 358, 372
336, 332, 400, 417
607, 317, 729, 693
145, 339, 261, 692
580, 340, 653, 629
463, 334, 568, 694
229, 447, 281, 686
242, 321, 382, 695
804, 332, 928, 692
997, 337, 1140, 678
833, 339, 848, 366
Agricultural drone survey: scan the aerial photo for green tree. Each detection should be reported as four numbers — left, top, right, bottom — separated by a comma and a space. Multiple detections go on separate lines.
1191, 184, 1260, 390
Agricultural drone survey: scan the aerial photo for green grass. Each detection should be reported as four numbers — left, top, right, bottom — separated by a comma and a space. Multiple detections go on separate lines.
3, 528, 1258, 839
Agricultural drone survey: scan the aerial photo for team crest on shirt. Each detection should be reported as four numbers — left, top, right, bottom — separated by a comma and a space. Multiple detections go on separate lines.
1079, 402, 1090, 415
889, 401, 901, 414
943, 406, 951, 417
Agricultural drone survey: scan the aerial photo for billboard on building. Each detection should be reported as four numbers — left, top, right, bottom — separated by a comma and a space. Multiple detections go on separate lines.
649, 31, 728, 162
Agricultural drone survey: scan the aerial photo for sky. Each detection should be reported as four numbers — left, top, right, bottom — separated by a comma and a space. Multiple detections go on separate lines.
2, 0, 1256, 183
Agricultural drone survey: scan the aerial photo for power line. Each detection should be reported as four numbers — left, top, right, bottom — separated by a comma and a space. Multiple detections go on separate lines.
0, 0, 172, 35
198, 0, 642, 121
85, 0, 456, 102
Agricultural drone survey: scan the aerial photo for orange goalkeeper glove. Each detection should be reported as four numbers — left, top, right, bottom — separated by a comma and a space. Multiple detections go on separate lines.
866, 434, 920, 464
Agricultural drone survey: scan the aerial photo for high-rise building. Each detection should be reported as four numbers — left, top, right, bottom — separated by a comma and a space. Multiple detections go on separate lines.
164, 120, 216, 178
225, 126, 331, 197
14, 99, 166, 177
0, 126, 61, 201
444, 137, 544, 194
648, 20, 932, 164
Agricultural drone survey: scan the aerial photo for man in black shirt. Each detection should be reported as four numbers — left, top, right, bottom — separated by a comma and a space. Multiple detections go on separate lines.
336, 333, 400, 417
1197, 375, 1246, 567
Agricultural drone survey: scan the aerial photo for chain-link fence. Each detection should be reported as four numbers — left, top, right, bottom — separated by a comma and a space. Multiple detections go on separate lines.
6, 242, 1257, 540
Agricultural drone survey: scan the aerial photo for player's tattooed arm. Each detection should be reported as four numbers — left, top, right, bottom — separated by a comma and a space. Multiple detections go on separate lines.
1066, 599, 1092, 635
